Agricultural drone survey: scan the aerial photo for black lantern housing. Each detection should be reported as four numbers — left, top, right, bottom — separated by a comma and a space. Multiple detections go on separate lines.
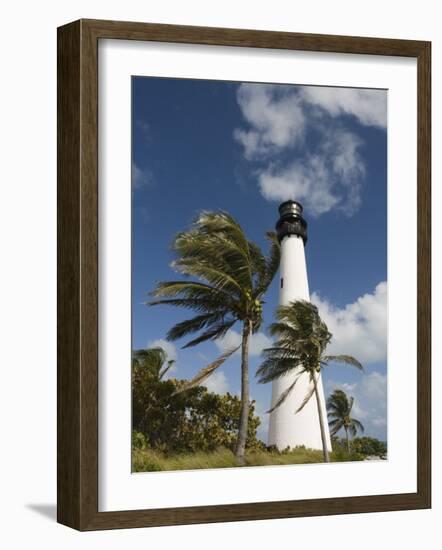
275, 200, 308, 244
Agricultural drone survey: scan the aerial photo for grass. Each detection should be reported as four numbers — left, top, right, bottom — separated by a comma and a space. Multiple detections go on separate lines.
132, 446, 361, 472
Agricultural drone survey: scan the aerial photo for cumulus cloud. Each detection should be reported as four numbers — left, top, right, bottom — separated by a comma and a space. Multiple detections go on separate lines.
311, 281, 387, 364
258, 128, 364, 216
215, 329, 241, 352
234, 84, 305, 160
249, 332, 273, 356
214, 329, 272, 357
300, 86, 387, 128
326, 371, 387, 440
202, 371, 229, 394
234, 83, 386, 216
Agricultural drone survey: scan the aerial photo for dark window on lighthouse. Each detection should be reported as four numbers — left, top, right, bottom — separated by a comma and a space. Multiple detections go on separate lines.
280, 278, 284, 289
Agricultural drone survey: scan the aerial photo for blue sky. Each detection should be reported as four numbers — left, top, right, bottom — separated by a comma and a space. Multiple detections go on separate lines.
132, 77, 387, 442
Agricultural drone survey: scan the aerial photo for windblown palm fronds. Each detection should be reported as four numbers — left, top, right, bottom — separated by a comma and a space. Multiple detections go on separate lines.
133, 347, 175, 381
327, 389, 365, 452
148, 211, 280, 462
257, 300, 363, 462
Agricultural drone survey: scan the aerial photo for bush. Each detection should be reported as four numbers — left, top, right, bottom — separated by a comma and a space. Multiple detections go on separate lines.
132, 357, 262, 454
330, 435, 386, 460
351, 436, 387, 457
132, 430, 148, 450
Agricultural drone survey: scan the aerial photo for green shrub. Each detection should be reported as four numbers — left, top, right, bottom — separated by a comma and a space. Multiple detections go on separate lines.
351, 436, 387, 457
331, 446, 364, 462
132, 430, 148, 450
132, 354, 262, 454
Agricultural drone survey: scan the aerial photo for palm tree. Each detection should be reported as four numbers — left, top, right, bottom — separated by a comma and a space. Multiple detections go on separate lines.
257, 300, 363, 462
132, 347, 175, 381
148, 211, 280, 463
132, 347, 176, 436
327, 389, 364, 452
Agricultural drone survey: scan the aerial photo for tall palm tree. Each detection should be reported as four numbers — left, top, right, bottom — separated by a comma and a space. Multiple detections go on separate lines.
327, 389, 364, 452
148, 211, 280, 463
257, 300, 363, 462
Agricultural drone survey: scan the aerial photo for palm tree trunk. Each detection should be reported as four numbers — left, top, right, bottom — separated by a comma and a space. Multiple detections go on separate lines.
345, 426, 350, 453
235, 319, 252, 464
312, 372, 330, 463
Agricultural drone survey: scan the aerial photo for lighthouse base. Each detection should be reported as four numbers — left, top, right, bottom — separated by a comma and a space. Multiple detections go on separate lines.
268, 370, 332, 452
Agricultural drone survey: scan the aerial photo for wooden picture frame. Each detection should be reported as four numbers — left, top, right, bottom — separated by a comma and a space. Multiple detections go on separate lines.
57, 18, 431, 530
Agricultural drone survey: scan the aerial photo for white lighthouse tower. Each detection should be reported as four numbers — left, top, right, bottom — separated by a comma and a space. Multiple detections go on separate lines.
268, 201, 332, 452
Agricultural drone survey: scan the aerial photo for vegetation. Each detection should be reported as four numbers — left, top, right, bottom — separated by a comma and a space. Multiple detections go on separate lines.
131, 345, 383, 472
133, 347, 175, 382
256, 300, 363, 463
330, 437, 365, 461
132, 347, 263, 456
132, 441, 386, 472
327, 389, 364, 452
330, 435, 387, 460
133, 446, 335, 472
351, 436, 387, 458
148, 211, 280, 463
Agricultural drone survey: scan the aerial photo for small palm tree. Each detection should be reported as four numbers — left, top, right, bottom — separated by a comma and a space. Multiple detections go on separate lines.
327, 389, 364, 452
132, 347, 176, 436
257, 300, 363, 462
132, 347, 175, 381
148, 211, 280, 463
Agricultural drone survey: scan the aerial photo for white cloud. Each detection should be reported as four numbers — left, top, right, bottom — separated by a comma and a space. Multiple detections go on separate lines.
215, 328, 241, 352
234, 83, 386, 216
214, 329, 272, 357
258, 128, 364, 216
234, 84, 305, 160
249, 332, 273, 356
312, 281, 387, 364
300, 86, 387, 128
202, 371, 229, 394
326, 371, 387, 439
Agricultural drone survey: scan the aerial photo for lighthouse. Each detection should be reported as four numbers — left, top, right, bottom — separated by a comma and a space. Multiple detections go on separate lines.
268, 201, 332, 452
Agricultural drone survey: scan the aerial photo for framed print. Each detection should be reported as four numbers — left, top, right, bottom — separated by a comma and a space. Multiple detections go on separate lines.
57, 19, 431, 530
